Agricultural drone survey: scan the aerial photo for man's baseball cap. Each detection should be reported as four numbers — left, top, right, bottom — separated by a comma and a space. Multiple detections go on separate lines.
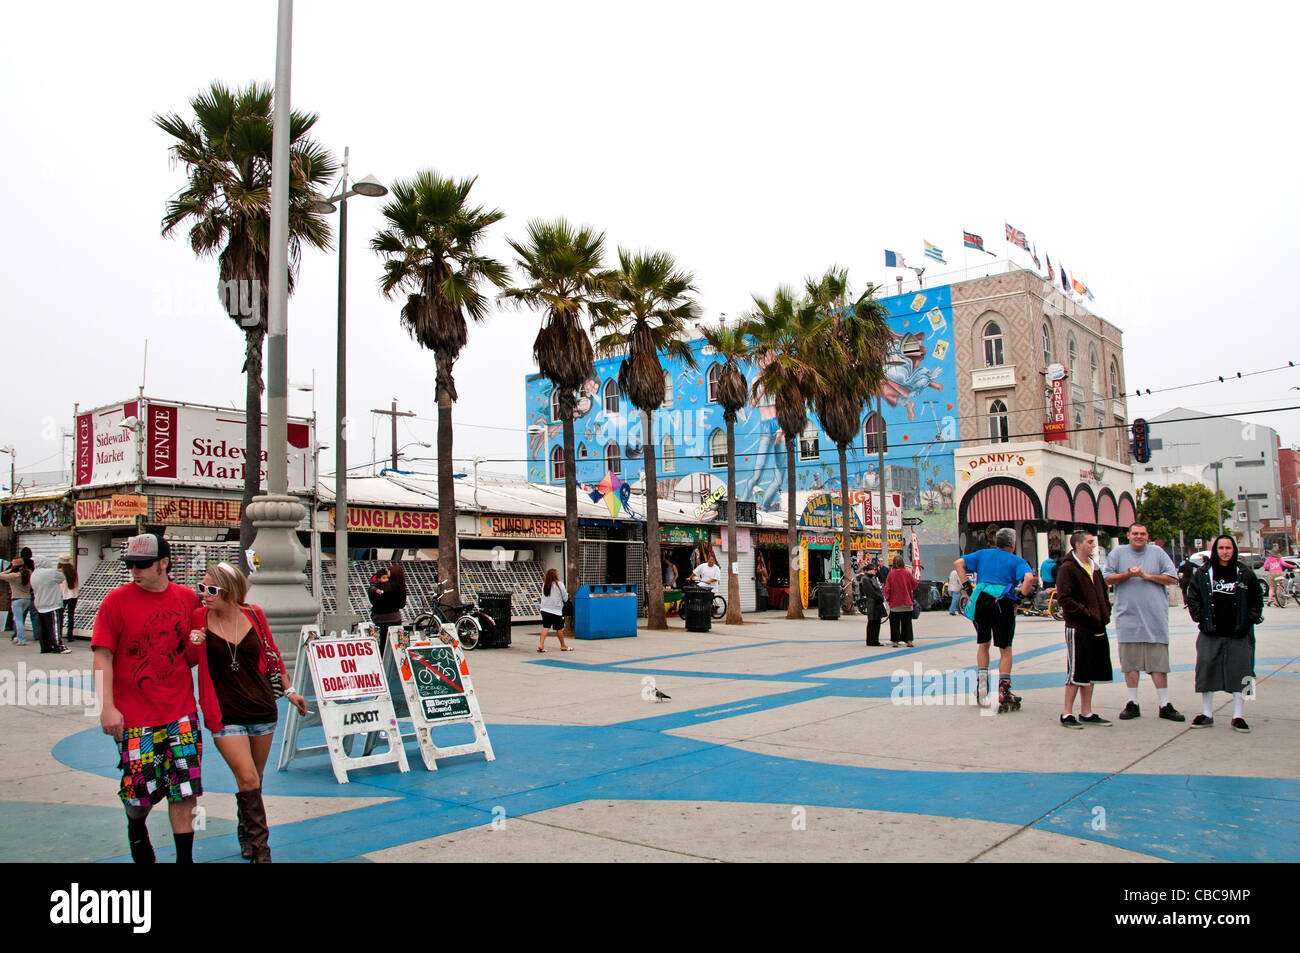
123, 533, 171, 566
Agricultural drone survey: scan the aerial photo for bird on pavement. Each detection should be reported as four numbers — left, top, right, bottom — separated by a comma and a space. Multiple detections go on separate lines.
654, 688, 672, 703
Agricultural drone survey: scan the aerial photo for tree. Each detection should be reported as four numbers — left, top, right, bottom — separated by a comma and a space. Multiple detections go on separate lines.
1136, 482, 1233, 554
806, 268, 894, 610
592, 250, 700, 629
503, 219, 607, 630
699, 320, 750, 625
747, 287, 828, 619
156, 82, 336, 569
372, 171, 509, 600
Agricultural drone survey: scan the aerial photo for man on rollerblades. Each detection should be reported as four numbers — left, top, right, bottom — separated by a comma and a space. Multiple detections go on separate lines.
953, 527, 1035, 713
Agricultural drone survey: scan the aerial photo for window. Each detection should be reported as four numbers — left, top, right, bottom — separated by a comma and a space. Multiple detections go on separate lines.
1110, 359, 1120, 399
707, 364, 722, 403
578, 443, 587, 459
983, 322, 1005, 367
1073, 406, 1083, 431
662, 436, 676, 473
602, 379, 619, 414
550, 445, 564, 481
799, 423, 820, 460
1113, 418, 1124, 461
1067, 334, 1077, 381
863, 411, 886, 454
550, 389, 562, 423
709, 429, 727, 469
604, 441, 621, 473
662, 370, 673, 409
1089, 346, 1099, 395
989, 399, 1009, 444
1041, 323, 1053, 367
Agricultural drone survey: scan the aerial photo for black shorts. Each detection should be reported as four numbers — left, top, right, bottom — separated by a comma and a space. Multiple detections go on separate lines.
540, 611, 564, 629
974, 592, 1016, 648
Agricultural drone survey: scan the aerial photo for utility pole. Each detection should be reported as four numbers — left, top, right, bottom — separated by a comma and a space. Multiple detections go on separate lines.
372, 400, 416, 471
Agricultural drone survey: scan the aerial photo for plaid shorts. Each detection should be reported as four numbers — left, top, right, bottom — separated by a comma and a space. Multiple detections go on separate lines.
116, 713, 203, 807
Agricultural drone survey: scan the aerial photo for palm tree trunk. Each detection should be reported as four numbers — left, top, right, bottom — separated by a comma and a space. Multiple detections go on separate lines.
435, 352, 458, 603
239, 327, 265, 574
642, 409, 667, 629
785, 439, 803, 619
560, 391, 579, 639
838, 442, 854, 613
725, 419, 742, 624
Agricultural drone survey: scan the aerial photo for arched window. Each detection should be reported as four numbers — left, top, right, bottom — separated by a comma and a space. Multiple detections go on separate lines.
983, 322, 1005, 367
1041, 323, 1053, 367
1089, 345, 1099, 395
1067, 334, 1078, 381
662, 370, 673, 409
602, 379, 619, 414
863, 411, 886, 454
799, 423, 820, 461
709, 429, 727, 469
1110, 359, 1120, 399
662, 435, 676, 473
989, 399, 1009, 444
707, 364, 722, 403
550, 389, 562, 423
550, 445, 564, 481
604, 441, 621, 474
577, 443, 587, 459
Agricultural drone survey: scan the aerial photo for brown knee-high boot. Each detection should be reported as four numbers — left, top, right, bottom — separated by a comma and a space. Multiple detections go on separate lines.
235, 788, 272, 863
236, 800, 253, 860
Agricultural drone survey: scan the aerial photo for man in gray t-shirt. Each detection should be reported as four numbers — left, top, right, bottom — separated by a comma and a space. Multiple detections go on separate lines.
1102, 523, 1184, 722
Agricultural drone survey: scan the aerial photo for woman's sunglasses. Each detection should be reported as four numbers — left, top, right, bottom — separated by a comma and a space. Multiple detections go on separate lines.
196, 584, 224, 596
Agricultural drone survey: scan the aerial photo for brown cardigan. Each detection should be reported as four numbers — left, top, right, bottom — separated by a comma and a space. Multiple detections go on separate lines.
1055, 554, 1112, 632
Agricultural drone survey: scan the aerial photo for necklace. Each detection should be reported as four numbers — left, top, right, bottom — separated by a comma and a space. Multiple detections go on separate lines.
211, 610, 242, 672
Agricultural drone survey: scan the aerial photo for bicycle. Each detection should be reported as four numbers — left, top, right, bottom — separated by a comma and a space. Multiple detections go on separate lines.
409, 580, 489, 650
1267, 572, 1291, 609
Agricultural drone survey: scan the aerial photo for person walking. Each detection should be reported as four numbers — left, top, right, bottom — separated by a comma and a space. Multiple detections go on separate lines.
1262, 550, 1285, 605
953, 528, 1036, 711
1056, 531, 1114, 728
883, 554, 917, 647
90, 534, 203, 863
30, 555, 69, 654
537, 568, 572, 652
1, 556, 33, 645
663, 552, 678, 589
1103, 523, 1184, 722
1186, 534, 1262, 732
366, 564, 407, 655
58, 558, 79, 646
947, 566, 963, 615
861, 562, 886, 646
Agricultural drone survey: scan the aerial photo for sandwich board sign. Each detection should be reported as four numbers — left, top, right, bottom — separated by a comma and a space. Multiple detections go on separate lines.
396, 638, 495, 771
281, 627, 409, 784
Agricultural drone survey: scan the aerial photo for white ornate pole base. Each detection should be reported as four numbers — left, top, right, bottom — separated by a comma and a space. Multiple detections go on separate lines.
245, 493, 318, 666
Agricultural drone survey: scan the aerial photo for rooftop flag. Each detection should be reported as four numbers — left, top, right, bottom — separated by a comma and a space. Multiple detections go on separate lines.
923, 241, 945, 264
1046, 253, 1056, 283
1060, 262, 1070, 292
1004, 222, 1029, 251
1031, 244, 1042, 270
963, 230, 996, 256
884, 250, 908, 269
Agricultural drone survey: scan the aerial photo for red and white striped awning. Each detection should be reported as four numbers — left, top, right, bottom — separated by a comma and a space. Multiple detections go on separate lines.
1117, 495, 1137, 528
1047, 484, 1073, 522
967, 483, 1035, 522
1074, 489, 1097, 524
1098, 493, 1119, 527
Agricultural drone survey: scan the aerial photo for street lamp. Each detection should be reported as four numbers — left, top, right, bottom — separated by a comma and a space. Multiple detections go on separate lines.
310, 147, 388, 633
0, 446, 13, 525
1205, 454, 1243, 538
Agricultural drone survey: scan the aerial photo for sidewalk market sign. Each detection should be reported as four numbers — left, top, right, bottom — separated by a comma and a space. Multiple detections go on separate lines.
396, 639, 495, 770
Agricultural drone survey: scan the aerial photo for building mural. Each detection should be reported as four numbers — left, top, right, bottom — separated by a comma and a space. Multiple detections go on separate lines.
524, 285, 958, 570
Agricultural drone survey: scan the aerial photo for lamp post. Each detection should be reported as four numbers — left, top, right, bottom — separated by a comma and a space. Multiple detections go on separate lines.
1206, 454, 1243, 538
308, 148, 387, 632
0, 446, 13, 525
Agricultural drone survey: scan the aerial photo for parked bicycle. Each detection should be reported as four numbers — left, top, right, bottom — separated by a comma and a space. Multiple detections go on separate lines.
680, 582, 727, 620
409, 580, 493, 650
1015, 586, 1063, 620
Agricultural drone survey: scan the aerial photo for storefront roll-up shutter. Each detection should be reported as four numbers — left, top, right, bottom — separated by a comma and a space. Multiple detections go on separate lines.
1047, 485, 1073, 523
18, 531, 73, 562
966, 484, 1034, 523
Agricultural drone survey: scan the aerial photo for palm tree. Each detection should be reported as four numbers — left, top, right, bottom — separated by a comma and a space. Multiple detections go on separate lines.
747, 287, 828, 620
156, 82, 336, 569
592, 250, 700, 629
699, 320, 750, 625
371, 170, 509, 600
503, 219, 607, 631
806, 268, 893, 611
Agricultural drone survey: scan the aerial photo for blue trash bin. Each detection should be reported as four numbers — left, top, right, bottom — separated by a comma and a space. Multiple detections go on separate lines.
574, 585, 638, 639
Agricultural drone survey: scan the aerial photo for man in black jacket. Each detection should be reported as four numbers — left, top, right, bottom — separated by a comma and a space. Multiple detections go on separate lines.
1056, 531, 1114, 728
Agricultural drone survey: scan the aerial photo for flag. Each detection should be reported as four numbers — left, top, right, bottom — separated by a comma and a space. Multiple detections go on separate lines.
1046, 253, 1055, 283
964, 230, 996, 256
1031, 244, 1041, 270
1060, 262, 1069, 292
923, 241, 946, 264
1004, 222, 1029, 251
884, 250, 907, 269
1072, 277, 1087, 296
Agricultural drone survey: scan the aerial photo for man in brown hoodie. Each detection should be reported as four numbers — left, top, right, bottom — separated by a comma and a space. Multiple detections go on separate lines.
1055, 530, 1114, 728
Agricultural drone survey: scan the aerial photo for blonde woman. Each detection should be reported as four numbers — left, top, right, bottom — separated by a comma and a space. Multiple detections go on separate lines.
188, 562, 305, 862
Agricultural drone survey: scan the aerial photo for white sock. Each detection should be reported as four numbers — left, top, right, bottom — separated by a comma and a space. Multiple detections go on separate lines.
1233, 693, 1245, 719
1156, 687, 1170, 707
1202, 693, 1215, 718
1127, 686, 1140, 704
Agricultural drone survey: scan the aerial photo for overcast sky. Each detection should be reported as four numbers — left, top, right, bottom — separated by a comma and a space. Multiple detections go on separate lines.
2, 1, 1297, 486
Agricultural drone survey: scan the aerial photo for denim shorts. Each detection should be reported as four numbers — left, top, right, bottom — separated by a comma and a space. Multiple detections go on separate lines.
211, 720, 277, 739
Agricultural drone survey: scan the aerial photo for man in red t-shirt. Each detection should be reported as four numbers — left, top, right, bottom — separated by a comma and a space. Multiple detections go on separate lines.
92, 534, 202, 863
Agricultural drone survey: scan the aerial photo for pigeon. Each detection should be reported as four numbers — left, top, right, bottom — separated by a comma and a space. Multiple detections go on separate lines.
654, 688, 672, 703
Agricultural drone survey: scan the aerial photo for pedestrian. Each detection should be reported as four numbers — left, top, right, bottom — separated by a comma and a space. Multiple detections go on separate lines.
755, 552, 769, 610
30, 555, 69, 654
1186, 534, 1261, 732
1103, 524, 1184, 721
690, 551, 722, 593
90, 533, 203, 863
947, 565, 963, 615
1, 555, 33, 645
1039, 551, 1060, 589
953, 528, 1036, 711
663, 552, 678, 589
1056, 531, 1114, 728
1262, 549, 1285, 604
883, 554, 917, 647
537, 568, 572, 652
366, 564, 406, 655
861, 562, 886, 646
57, 557, 79, 646
189, 561, 306, 862
1177, 556, 1197, 606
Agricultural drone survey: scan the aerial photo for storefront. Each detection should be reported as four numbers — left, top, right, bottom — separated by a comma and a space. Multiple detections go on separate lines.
459, 513, 566, 620
13, 490, 76, 562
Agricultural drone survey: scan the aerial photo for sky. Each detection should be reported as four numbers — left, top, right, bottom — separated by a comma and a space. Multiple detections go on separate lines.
2, 0, 1297, 488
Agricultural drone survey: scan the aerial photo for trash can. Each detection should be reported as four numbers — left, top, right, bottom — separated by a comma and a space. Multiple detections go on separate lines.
574, 584, 638, 639
476, 592, 513, 648
683, 586, 712, 632
914, 582, 936, 612
817, 583, 842, 620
